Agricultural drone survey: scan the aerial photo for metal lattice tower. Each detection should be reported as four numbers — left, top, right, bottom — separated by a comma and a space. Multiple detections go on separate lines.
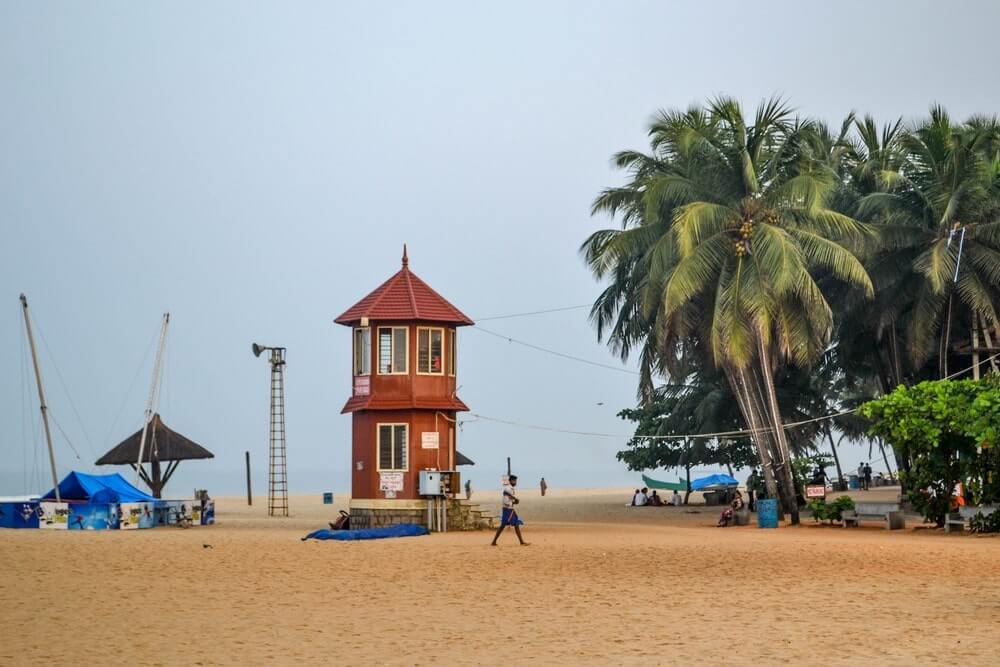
267, 347, 288, 516
253, 343, 289, 517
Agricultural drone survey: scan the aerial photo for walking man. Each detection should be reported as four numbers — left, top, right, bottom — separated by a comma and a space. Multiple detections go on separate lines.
858, 463, 866, 491
863, 462, 873, 492
491, 474, 528, 546
465, 479, 472, 500
540, 477, 548, 497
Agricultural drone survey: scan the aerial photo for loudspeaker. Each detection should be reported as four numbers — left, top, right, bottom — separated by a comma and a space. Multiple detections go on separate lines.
252, 343, 264, 358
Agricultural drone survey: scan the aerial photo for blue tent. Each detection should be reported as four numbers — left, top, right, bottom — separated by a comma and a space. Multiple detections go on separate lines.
41, 471, 157, 504
691, 473, 739, 491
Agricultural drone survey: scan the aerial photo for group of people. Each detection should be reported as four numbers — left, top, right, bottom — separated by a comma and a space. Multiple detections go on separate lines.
630, 487, 683, 507
857, 462, 874, 490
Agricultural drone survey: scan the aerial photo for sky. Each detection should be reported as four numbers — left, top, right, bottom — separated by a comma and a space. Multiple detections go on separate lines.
3, 1, 1000, 499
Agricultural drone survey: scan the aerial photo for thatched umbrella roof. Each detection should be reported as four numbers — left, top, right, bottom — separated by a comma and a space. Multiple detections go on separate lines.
96, 414, 214, 465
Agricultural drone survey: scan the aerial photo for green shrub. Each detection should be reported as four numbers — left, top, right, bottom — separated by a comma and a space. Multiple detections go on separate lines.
807, 495, 855, 524
969, 511, 1000, 534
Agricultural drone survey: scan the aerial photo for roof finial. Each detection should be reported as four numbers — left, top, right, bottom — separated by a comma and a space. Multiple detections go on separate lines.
402, 244, 409, 268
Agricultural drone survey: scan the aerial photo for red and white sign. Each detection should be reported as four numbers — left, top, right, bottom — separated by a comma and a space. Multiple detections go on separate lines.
353, 376, 370, 396
806, 485, 826, 499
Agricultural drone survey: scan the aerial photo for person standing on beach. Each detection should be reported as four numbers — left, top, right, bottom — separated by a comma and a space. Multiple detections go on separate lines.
746, 469, 759, 512
858, 463, 866, 490
490, 474, 528, 546
863, 463, 872, 491
540, 477, 548, 497
465, 479, 472, 500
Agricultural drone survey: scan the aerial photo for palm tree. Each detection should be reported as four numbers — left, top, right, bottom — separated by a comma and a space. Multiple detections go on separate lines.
585, 97, 874, 522
855, 107, 1000, 378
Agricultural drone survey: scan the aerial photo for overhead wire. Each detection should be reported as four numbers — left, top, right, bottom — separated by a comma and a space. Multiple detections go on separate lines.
474, 304, 592, 321
462, 352, 1000, 443
34, 317, 97, 461
104, 323, 160, 449
48, 413, 83, 461
471, 325, 639, 376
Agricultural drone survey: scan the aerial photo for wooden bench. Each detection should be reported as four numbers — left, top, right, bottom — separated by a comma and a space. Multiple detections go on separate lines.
945, 505, 999, 533
842, 502, 905, 530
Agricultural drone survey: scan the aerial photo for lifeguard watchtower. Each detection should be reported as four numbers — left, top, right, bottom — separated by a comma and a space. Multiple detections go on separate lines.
335, 247, 489, 530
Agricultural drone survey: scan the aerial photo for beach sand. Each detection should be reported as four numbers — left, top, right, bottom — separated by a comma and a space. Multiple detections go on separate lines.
1, 488, 998, 665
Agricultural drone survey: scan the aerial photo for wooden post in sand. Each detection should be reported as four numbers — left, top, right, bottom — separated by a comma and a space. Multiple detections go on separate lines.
245, 451, 252, 506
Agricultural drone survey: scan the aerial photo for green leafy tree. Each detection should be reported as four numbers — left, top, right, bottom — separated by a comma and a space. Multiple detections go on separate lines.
860, 378, 1000, 525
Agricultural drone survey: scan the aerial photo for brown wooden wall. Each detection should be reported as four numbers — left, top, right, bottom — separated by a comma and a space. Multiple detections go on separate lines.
351, 408, 457, 500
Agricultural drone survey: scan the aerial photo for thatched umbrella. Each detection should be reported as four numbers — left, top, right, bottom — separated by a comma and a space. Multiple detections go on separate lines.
96, 414, 213, 498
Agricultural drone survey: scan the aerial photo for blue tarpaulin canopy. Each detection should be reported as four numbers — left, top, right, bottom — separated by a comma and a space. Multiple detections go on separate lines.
41, 471, 157, 504
691, 474, 739, 491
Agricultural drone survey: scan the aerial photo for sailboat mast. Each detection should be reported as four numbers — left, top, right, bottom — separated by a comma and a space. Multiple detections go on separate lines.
135, 313, 170, 488
20, 294, 61, 503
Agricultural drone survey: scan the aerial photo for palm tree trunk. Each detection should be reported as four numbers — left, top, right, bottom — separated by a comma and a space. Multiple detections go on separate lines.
727, 369, 779, 500
939, 294, 954, 379
824, 426, 844, 489
888, 322, 903, 388
684, 455, 692, 505
878, 438, 895, 482
757, 335, 800, 525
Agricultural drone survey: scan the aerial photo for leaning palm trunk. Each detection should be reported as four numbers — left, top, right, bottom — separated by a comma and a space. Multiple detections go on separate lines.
756, 336, 801, 524
825, 427, 845, 487
728, 368, 780, 501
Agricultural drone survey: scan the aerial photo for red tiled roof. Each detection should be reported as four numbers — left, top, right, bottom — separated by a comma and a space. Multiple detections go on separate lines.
334, 247, 474, 327
340, 394, 470, 414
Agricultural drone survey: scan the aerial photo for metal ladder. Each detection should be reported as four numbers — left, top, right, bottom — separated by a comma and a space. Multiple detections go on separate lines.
268, 348, 288, 516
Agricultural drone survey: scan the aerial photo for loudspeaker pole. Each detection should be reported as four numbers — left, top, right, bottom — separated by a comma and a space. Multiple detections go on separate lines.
252, 343, 288, 516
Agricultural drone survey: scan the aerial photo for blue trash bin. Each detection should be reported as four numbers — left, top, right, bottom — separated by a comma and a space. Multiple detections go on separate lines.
322, 492, 334, 505
848, 475, 859, 490
756, 498, 779, 528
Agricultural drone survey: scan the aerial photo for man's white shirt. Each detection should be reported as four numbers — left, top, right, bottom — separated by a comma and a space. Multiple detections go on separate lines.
502, 483, 516, 508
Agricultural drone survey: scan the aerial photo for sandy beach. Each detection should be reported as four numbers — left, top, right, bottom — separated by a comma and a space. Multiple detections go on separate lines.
2, 488, 998, 666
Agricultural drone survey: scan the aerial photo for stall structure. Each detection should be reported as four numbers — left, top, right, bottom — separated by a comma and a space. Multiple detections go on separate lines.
0, 471, 213, 531
0, 497, 41, 529
96, 414, 214, 499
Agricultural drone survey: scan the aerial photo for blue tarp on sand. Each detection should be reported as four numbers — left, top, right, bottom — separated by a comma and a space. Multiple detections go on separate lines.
303, 523, 429, 541
691, 473, 739, 491
41, 471, 157, 504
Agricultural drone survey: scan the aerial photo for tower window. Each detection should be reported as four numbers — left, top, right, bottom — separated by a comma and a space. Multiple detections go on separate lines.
417, 327, 444, 375
377, 327, 408, 374
377, 423, 408, 471
353, 327, 370, 376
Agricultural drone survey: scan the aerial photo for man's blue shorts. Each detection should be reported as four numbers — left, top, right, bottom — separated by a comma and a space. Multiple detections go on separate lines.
501, 507, 524, 526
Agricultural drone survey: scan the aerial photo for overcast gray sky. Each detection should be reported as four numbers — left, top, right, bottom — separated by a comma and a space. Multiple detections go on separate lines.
3, 1, 1000, 498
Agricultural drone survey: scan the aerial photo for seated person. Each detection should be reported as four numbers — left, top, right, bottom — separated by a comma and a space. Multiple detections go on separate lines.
717, 491, 745, 527
649, 490, 663, 506
670, 490, 683, 506
631, 489, 647, 506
